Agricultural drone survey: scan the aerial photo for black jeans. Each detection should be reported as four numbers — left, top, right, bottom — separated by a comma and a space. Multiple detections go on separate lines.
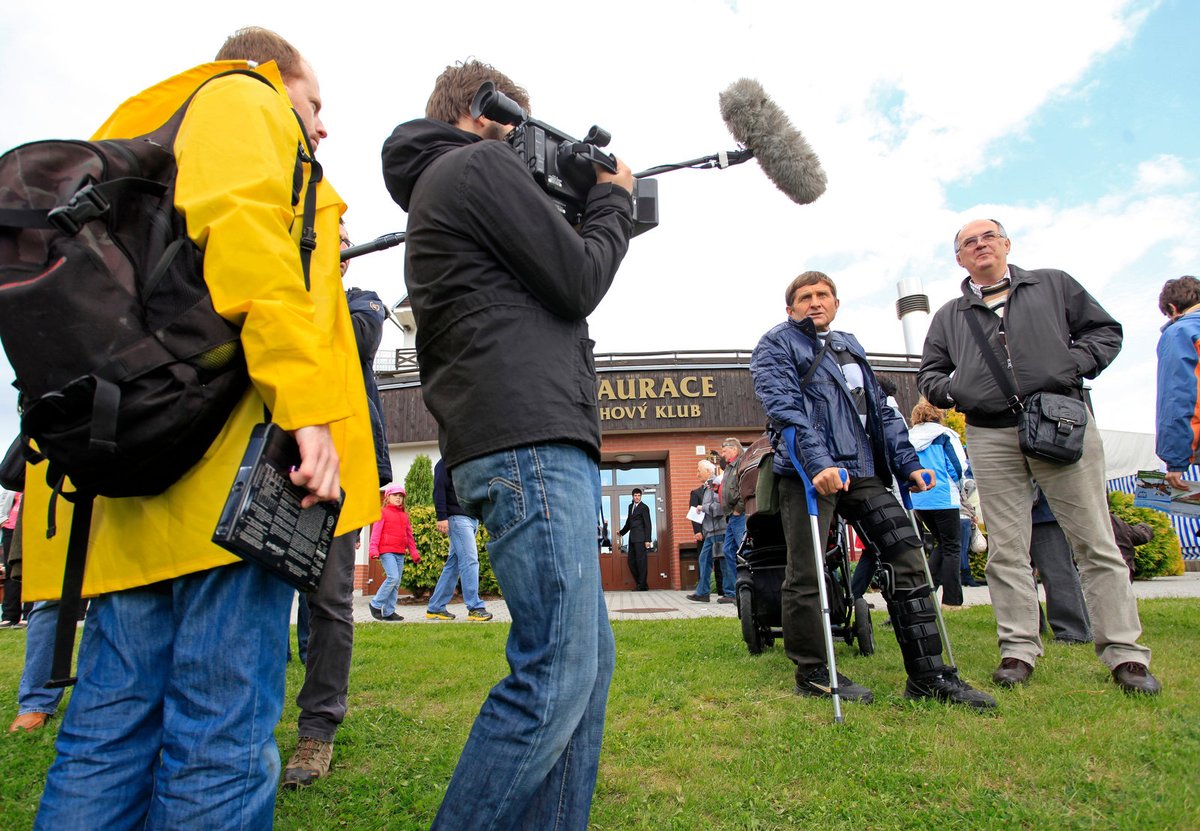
296, 532, 357, 741
1031, 520, 1092, 643
779, 474, 925, 675
916, 508, 964, 606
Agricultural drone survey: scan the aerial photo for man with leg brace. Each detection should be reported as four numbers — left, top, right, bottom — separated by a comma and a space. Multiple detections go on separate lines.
750, 271, 995, 708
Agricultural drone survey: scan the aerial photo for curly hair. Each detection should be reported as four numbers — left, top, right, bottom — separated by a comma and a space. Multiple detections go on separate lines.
910, 399, 945, 426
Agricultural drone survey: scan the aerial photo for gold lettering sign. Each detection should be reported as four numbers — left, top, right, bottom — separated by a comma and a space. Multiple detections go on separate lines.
597, 374, 717, 422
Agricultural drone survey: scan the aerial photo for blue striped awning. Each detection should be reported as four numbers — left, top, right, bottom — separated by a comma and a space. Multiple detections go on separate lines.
1109, 467, 1200, 561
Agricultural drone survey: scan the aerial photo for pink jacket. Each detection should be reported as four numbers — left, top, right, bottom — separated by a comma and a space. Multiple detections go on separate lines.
369, 503, 418, 561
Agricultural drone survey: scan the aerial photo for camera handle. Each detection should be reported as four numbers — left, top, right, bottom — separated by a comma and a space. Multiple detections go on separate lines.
562, 141, 617, 174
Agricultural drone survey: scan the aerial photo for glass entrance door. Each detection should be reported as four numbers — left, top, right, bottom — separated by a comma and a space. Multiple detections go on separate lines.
599, 464, 666, 590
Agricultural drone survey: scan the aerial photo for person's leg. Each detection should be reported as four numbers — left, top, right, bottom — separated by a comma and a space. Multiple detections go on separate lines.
294, 533, 357, 744
929, 509, 963, 606
371, 553, 400, 616
850, 546, 878, 600
147, 562, 292, 829
427, 529, 464, 614
633, 543, 649, 589
35, 587, 173, 830
431, 444, 614, 830
960, 517, 980, 585
1029, 521, 1092, 642
296, 592, 311, 665
1030, 423, 1151, 670
14, 601, 64, 722
722, 513, 746, 597
692, 536, 713, 598
778, 476, 837, 676
965, 424, 1042, 668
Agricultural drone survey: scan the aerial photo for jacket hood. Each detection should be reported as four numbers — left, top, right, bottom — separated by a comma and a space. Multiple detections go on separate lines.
907, 421, 957, 452
381, 118, 481, 211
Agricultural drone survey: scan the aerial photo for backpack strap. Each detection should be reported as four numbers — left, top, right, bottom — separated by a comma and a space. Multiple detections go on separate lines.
46, 490, 94, 688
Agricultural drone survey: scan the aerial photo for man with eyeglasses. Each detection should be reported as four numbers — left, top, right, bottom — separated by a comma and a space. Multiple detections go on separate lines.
919, 219, 1160, 696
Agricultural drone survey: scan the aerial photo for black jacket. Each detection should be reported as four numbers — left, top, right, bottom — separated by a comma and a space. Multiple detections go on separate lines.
381, 119, 633, 466
432, 458, 468, 520
620, 500, 653, 544
919, 265, 1122, 427
346, 287, 392, 486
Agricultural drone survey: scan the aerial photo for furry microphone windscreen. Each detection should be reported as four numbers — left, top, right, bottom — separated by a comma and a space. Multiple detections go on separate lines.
719, 78, 827, 205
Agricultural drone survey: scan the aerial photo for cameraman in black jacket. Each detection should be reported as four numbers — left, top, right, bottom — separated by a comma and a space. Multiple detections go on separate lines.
381, 60, 633, 831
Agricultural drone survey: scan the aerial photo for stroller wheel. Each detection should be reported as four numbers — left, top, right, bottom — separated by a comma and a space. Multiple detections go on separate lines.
738, 586, 763, 655
854, 597, 875, 656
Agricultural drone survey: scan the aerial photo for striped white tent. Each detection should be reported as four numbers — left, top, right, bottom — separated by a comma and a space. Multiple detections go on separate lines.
1103, 428, 1199, 562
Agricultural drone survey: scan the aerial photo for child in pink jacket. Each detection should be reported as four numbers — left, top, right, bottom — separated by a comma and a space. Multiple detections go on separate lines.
368, 484, 419, 621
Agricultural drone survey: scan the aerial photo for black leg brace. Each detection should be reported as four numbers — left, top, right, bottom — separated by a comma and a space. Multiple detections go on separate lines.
885, 583, 949, 680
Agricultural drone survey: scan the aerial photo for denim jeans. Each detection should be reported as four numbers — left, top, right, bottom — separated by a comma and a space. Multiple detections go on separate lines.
433, 443, 615, 831
35, 561, 292, 830
694, 534, 721, 597
427, 514, 483, 612
722, 513, 746, 596
370, 552, 405, 617
18, 600, 64, 716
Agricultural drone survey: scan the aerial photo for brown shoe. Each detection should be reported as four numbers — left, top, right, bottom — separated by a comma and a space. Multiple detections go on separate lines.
1112, 662, 1161, 695
992, 657, 1033, 687
281, 736, 333, 788
8, 712, 51, 732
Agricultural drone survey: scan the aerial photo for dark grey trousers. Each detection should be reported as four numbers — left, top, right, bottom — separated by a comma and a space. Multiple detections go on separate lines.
779, 475, 925, 675
296, 532, 357, 741
1031, 520, 1092, 643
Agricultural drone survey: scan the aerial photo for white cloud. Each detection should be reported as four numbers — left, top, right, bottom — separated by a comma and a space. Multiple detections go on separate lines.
1135, 154, 1192, 191
0, 0, 1186, 447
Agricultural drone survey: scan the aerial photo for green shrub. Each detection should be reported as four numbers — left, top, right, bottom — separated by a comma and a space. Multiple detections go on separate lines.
402, 504, 500, 598
1108, 490, 1184, 578
405, 454, 434, 506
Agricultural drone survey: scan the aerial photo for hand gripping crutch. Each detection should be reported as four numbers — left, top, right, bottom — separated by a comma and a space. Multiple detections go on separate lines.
900, 472, 956, 669
798, 465, 848, 724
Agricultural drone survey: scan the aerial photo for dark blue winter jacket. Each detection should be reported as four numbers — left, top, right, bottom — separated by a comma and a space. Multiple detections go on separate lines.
750, 316, 921, 486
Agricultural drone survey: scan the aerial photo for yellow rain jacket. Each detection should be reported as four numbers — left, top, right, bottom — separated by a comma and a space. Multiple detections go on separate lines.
24, 61, 379, 599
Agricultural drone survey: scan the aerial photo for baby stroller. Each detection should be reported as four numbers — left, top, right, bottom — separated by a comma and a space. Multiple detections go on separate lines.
733, 435, 874, 657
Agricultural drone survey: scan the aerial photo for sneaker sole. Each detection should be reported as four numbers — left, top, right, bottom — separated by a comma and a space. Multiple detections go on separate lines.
794, 683, 874, 704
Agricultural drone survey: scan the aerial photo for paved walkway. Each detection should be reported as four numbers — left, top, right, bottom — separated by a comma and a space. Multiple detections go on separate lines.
345, 572, 1200, 625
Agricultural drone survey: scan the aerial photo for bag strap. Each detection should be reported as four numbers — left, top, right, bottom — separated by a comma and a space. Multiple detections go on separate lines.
963, 310, 1023, 414
800, 336, 833, 392
46, 490, 94, 688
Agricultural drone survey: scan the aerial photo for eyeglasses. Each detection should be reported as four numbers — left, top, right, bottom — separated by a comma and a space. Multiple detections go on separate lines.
957, 231, 1005, 252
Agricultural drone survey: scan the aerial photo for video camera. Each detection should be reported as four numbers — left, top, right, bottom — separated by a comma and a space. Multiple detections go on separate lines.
470, 82, 658, 235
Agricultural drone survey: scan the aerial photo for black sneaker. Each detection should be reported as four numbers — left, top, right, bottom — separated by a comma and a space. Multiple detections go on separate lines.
795, 665, 874, 703
685, 594, 710, 603
906, 671, 997, 709
382, 613, 404, 622
369, 605, 383, 621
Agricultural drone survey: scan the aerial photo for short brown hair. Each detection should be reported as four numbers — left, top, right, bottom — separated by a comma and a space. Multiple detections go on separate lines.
215, 26, 304, 80
785, 271, 837, 307
426, 59, 530, 125
1159, 276, 1200, 316
910, 398, 945, 426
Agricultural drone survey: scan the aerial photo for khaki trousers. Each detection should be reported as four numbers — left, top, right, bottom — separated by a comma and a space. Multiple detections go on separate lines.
966, 421, 1150, 668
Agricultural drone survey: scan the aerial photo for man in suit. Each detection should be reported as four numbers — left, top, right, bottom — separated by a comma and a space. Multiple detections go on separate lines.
620, 488, 653, 590
919, 218, 1158, 695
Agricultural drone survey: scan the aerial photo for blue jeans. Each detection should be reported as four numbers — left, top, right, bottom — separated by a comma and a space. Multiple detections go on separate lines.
370, 553, 405, 616
722, 514, 746, 596
427, 514, 484, 612
694, 534, 721, 597
18, 600, 64, 716
434, 443, 615, 830
35, 562, 292, 830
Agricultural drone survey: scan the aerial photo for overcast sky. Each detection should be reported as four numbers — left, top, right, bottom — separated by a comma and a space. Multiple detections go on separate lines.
2, 0, 1196, 456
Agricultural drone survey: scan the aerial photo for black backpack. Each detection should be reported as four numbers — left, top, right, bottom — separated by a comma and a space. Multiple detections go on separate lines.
0, 68, 321, 685
0, 68, 319, 497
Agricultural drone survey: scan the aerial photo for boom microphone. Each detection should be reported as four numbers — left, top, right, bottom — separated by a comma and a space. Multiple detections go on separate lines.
718, 78, 827, 205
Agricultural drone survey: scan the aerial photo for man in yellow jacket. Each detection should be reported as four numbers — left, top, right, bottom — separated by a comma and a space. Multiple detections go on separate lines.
27, 28, 378, 829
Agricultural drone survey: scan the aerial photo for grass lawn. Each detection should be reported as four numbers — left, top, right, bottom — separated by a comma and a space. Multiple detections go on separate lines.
0, 600, 1197, 830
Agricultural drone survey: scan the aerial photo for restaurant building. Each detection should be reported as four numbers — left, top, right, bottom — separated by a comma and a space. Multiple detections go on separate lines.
363, 343, 924, 593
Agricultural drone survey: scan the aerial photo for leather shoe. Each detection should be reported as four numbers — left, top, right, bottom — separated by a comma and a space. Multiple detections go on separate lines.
717, 596, 735, 604
9, 712, 50, 732
992, 657, 1033, 687
1112, 662, 1161, 695
685, 593, 710, 603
